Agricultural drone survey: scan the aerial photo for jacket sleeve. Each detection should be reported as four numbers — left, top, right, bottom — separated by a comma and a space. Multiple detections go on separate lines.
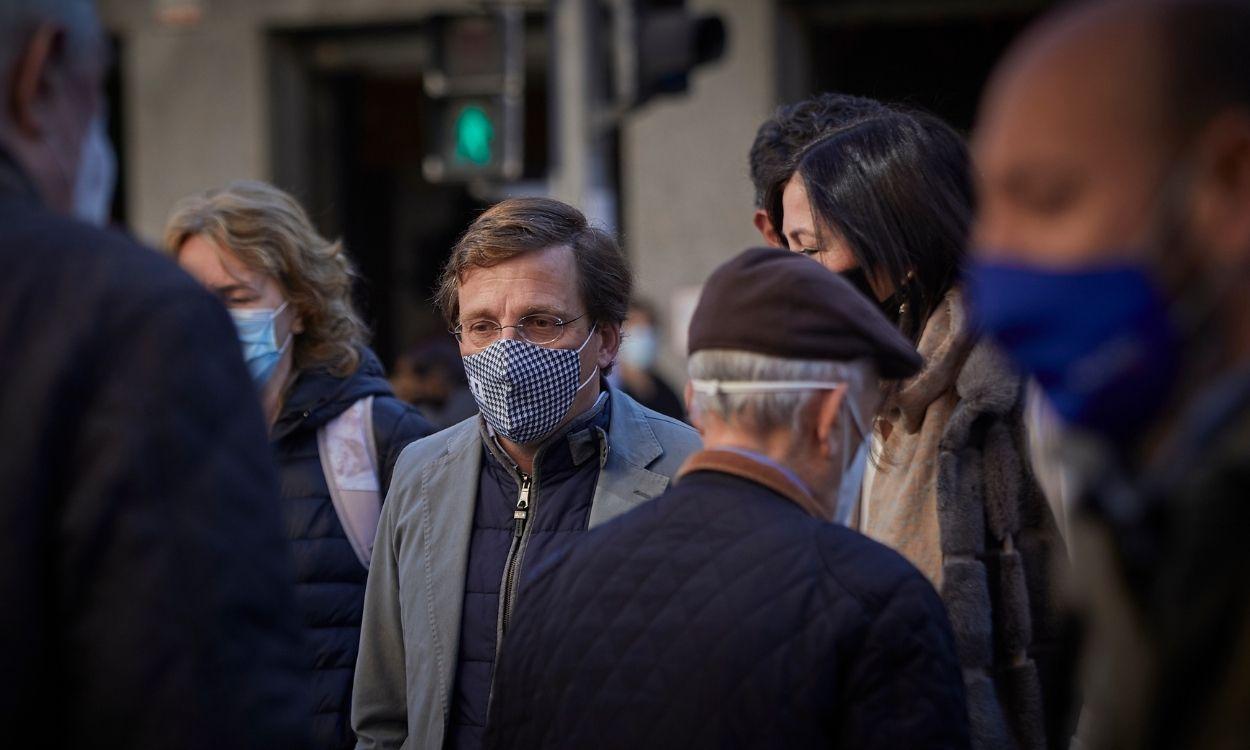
63, 288, 311, 749
837, 576, 972, 750
353, 474, 413, 749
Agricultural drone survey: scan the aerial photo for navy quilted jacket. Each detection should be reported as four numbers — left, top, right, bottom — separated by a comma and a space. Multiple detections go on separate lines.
486, 468, 970, 749
271, 349, 433, 750
446, 398, 609, 749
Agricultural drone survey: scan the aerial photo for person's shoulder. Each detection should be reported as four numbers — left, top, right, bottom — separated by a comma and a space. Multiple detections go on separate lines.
814, 523, 942, 615
371, 391, 436, 442
3, 205, 201, 305
390, 415, 479, 485
613, 388, 699, 447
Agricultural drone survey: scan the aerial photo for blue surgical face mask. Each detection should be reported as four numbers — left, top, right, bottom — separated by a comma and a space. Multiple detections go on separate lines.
966, 261, 1180, 441
620, 325, 658, 370
231, 301, 293, 388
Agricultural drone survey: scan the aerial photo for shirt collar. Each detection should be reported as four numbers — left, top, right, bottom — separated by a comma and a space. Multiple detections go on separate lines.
677, 447, 829, 520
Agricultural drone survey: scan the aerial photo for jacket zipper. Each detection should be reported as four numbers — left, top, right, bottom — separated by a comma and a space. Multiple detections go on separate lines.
499, 473, 532, 636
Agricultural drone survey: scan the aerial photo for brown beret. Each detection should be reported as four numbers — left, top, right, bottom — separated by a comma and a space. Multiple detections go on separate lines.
687, 247, 923, 379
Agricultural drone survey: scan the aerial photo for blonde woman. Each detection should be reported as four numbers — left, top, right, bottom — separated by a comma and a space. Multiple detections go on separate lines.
165, 181, 432, 750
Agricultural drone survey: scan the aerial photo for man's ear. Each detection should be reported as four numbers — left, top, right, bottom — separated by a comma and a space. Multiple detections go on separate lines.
10, 24, 65, 137
814, 386, 847, 456
596, 322, 622, 370
1189, 111, 1250, 269
753, 209, 784, 248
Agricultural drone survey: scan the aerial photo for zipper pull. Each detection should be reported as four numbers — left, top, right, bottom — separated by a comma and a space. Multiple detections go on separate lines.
513, 474, 532, 538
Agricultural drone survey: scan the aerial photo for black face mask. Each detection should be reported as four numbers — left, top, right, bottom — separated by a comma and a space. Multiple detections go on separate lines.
841, 267, 903, 324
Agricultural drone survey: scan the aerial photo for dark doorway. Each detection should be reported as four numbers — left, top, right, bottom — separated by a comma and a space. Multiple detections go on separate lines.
268, 18, 550, 370
779, 2, 1054, 133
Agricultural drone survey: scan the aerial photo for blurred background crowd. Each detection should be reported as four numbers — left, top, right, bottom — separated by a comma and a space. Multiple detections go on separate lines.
92, 0, 1048, 401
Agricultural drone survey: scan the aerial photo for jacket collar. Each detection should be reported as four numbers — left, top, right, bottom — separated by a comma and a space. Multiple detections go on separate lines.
677, 448, 827, 520
479, 390, 610, 474
888, 287, 976, 434
585, 385, 671, 526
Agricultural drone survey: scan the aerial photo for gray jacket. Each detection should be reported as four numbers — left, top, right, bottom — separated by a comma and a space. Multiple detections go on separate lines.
352, 388, 701, 749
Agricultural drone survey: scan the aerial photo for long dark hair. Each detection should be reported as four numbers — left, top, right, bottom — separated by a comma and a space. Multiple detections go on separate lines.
765, 110, 973, 344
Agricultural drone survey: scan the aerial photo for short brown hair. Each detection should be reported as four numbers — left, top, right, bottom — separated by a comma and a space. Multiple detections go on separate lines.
436, 197, 633, 330
164, 180, 369, 378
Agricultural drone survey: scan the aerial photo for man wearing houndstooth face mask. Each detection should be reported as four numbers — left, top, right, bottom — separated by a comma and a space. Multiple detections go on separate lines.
353, 198, 702, 750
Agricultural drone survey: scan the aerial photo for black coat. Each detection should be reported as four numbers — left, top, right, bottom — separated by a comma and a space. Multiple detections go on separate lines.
0, 159, 311, 747
486, 463, 970, 750
271, 350, 433, 750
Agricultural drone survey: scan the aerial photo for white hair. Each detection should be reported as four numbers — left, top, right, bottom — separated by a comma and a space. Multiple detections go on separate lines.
687, 349, 879, 435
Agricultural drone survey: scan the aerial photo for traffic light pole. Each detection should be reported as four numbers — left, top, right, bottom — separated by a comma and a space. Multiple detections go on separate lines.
549, 0, 618, 233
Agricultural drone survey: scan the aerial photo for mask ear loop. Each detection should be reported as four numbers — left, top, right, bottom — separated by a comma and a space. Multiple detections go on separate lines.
574, 324, 600, 393
271, 300, 294, 354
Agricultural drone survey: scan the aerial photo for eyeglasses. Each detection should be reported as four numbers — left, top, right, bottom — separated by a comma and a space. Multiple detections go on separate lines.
453, 313, 586, 350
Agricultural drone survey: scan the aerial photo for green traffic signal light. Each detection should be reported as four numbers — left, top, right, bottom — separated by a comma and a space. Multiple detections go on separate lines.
455, 105, 495, 166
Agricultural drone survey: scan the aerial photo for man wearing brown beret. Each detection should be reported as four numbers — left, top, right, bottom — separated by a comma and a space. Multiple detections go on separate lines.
484, 247, 970, 750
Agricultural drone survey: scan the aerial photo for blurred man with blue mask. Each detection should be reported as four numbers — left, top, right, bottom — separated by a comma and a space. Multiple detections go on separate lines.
0, 1, 312, 747
968, 0, 1250, 746
353, 198, 700, 750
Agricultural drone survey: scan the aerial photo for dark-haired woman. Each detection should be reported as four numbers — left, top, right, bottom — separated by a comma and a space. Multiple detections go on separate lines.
768, 110, 1071, 750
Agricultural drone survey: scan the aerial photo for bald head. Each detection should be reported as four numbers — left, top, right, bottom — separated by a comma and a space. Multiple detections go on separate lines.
974, 0, 1250, 271
0, 0, 100, 77
0, 0, 106, 214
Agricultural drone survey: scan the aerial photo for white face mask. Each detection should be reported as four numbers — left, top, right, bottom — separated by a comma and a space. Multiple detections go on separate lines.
71, 114, 117, 226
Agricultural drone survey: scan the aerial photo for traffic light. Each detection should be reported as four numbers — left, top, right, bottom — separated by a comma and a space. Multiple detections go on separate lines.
422, 9, 523, 183
613, 0, 727, 109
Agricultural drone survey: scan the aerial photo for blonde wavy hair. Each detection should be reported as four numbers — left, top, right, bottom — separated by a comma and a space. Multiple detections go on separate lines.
164, 180, 368, 377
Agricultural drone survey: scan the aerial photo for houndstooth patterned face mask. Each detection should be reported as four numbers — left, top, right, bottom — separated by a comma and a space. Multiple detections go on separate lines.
463, 325, 599, 444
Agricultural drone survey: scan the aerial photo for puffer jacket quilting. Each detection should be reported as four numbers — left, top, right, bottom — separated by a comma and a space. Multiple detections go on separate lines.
272, 348, 433, 750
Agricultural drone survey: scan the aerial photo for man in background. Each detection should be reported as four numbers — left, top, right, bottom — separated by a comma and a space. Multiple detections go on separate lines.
0, 1, 311, 746
390, 336, 478, 429
610, 299, 685, 421
747, 92, 884, 246
970, 0, 1250, 745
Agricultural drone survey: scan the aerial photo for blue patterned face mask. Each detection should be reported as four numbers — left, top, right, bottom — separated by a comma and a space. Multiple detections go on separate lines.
463, 325, 599, 444
230, 301, 293, 388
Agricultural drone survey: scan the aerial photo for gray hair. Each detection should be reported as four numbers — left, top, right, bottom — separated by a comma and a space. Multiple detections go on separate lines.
0, 0, 102, 78
687, 349, 878, 435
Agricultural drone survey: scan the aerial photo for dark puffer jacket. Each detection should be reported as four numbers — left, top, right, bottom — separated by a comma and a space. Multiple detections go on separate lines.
486, 460, 970, 750
271, 349, 432, 750
0, 154, 311, 748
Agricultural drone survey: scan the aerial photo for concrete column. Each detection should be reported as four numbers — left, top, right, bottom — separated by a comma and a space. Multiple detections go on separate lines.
620, 0, 777, 383
123, 18, 268, 243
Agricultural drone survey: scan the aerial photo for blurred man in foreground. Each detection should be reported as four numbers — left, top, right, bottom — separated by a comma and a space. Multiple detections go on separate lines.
486, 248, 969, 750
969, 0, 1250, 746
0, 1, 310, 746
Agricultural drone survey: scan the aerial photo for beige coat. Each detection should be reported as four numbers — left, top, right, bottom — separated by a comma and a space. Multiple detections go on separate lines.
856, 289, 1071, 750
